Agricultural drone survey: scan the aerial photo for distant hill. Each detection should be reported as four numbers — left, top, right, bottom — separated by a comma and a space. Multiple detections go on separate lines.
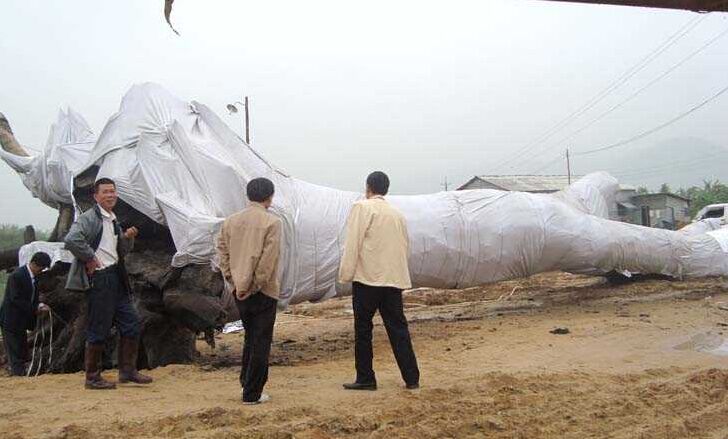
571, 137, 728, 191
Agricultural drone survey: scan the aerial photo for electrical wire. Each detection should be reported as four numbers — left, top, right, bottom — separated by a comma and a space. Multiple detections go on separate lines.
574, 82, 728, 156
610, 152, 728, 179
492, 14, 707, 172
530, 154, 565, 174
517, 24, 728, 169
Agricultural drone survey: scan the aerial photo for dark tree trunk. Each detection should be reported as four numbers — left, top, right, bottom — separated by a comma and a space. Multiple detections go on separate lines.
0, 247, 19, 271
29, 248, 223, 374
1, 119, 227, 375
48, 204, 74, 243
23, 225, 36, 244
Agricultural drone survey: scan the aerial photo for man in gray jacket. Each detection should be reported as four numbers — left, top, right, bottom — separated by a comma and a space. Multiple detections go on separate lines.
64, 177, 152, 390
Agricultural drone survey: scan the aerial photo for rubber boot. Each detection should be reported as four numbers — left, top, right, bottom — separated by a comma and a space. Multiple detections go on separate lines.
85, 343, 116, 390
118, 337, 153, 384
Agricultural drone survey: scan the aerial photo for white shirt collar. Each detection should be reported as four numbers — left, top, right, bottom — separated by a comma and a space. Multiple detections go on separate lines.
98, 205, 116, 220
26, 264, 35, 282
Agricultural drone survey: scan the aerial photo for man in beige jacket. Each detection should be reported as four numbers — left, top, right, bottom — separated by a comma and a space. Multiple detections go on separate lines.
338, 171, 420, 390
217, 177, 281, 405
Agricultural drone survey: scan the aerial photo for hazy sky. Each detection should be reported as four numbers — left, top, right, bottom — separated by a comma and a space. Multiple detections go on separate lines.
1, 0, 727, 229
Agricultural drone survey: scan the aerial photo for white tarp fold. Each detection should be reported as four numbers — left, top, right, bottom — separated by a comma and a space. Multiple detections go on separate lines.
0, 108, 94, 208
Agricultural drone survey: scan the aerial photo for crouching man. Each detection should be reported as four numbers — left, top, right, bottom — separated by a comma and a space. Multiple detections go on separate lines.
64, 177, 152, 390
0, 252, 51, 376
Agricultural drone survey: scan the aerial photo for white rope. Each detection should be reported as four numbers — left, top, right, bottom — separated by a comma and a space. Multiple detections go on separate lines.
26, 309, 54, 377
496, 286, 521, 302
28, 316, 44, 377
26, 321, 40, 378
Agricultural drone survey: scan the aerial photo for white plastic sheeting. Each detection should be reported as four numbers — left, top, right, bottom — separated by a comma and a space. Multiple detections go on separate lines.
4, 83, 728, 308
679, 218, 724, 236
0, 108, 95, 209
707, 229, 728, 253
18, 242, 73, 267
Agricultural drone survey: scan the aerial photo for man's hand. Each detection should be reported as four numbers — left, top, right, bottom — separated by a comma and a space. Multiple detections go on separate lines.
85, 258, 101, 275
124, 226, 139, 239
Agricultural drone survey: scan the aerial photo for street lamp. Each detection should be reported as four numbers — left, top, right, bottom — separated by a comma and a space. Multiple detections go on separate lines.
226, 96, 250, 144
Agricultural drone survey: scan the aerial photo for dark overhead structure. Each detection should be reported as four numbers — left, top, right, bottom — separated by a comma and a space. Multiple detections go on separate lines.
542, 0, 728, 12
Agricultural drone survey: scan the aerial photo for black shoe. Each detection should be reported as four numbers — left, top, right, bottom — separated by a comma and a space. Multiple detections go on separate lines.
343, 382, 377, 391
405, 383, 420, 390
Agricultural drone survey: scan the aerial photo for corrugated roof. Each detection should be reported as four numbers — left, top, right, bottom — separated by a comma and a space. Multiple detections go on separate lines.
470, 175, 583, 192
630, 192, 691, 202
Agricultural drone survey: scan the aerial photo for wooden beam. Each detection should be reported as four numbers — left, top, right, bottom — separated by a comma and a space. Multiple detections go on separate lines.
540, 0, 728, 12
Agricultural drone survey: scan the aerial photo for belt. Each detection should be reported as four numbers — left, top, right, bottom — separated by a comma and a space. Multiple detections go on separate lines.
94, 264, 118, 275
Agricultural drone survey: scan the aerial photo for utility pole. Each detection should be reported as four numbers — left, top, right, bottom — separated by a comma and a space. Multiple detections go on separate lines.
226, 96, 251, 144
244, 96, 250, 145
566, 148, 572, 185
441, 176, 449, 191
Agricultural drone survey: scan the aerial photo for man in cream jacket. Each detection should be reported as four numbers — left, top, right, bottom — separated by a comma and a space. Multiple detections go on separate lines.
338, 171, 420, 390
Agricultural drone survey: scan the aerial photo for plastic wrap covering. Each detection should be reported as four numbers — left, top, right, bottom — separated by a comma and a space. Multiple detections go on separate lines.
86, 84, 285, 266
679, 218, 724, 236
18, 242, 73, 267
0, 109, 95, 208
3, 83, 728, 308
553, 172, 618, 218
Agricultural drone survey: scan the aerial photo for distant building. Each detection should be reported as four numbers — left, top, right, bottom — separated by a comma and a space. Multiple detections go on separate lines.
457, 175, 582, 193
627, 193, 691, 229
614, 185, 637, 222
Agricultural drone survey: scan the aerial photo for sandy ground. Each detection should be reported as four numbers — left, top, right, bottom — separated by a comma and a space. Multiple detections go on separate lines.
1, 272, 728, 439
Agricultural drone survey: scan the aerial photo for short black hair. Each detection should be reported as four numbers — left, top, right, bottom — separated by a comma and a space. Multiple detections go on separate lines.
30, 252, 51, 269
366, 171, 390, 196
247, 177, 275, 203
94, 177, 116, 194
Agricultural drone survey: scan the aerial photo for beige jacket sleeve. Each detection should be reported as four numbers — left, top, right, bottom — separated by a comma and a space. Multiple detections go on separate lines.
400, 216, 410, 255
253, 219, 282, 293
216, 220, 232, 283
338, 203, 372, 283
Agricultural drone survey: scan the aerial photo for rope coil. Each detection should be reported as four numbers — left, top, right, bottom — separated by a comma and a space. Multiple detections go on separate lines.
26, 308, 53, 377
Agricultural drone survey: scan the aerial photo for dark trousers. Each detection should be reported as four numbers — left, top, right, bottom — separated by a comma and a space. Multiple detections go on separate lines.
2, 328, 28, 376
352, 282, 420, 385
86, 267, 140, 346
236, 292, 277, 402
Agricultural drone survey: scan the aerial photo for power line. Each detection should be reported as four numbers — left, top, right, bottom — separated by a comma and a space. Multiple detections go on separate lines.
530, 154, 564, 174
516, 23, 728, 169
492, 14, 707, 172
535, 152, 727, 181
612, 161, 722, 181
611, 152, 728, 178
574, 82, 728, 156
610, 150, 728, 178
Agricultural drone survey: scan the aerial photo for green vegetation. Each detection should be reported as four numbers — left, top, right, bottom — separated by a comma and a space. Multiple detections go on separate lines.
642, 181, 728, 219
0, 272, 6, 302
675, 180, 728, 218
